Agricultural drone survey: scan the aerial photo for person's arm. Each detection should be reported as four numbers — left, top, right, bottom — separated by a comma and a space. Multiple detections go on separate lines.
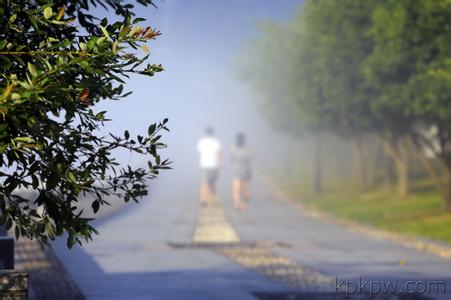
216, 141, 223, 167
197, 140, 203, 162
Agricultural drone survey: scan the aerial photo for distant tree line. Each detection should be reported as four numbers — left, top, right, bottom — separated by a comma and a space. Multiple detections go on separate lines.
242, 0, 451, 208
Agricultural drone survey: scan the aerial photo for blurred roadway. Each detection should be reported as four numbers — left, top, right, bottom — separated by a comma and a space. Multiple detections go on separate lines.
51, 172, 451, 300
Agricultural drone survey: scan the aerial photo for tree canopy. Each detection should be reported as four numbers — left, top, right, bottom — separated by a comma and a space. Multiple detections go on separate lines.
0, 0, 170, 247
242, 0, 451, 207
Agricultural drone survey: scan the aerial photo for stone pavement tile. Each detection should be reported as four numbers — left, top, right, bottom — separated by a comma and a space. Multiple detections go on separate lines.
15, 239, 85, 300
48, 170, 451, 299
224, 177, 451, 299
51, 187, 285, 299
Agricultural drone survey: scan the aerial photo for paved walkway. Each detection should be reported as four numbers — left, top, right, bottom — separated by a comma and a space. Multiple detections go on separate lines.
50, 172, 451, 299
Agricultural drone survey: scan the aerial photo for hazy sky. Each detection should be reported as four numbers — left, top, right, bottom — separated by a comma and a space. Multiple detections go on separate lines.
94, 0, 302, 175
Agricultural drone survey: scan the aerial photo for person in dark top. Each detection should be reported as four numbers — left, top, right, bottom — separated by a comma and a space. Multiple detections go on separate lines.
230, 133, 252, 212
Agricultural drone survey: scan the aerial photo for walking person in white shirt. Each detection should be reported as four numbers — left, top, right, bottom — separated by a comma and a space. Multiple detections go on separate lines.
197, 127, 222, 206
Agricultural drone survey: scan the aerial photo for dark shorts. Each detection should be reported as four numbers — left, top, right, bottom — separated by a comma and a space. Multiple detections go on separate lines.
201, 168, 218, 189
233, 167, 252, 181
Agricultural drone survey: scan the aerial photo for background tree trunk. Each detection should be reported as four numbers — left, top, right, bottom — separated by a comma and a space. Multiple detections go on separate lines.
383, 135, 411, 198
382, 156, 393, 193
415, 128, 451, 210
351, 138, 366, 190
364, 137, 381, 189
393, 155, 409, 198
443, 163, 451, 210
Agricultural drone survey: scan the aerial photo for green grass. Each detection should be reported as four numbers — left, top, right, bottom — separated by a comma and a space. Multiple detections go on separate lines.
281, 179, 451, 244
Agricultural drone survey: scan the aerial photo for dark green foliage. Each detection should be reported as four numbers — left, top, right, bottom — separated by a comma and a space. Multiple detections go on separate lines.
364, 0, 451, 203
0, 0, 170, 247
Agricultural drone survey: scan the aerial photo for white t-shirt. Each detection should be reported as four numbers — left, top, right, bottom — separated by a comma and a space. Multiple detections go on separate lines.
197, 136, 221, 169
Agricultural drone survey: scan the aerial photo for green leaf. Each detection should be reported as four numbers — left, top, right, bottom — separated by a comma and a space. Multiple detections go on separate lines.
0, 40, 6, 50
91, 200, 100, 213
97, 36, 107, 46
50, 18, 69, 25
67, 234, 75, 249
148, 124, 156, 135
5, 217, 12, 230
112, 40, 119, 54
19, 81, 32, 90
14, 136, 34, 143
9, 14, 17, 23
43, 7, 53, 19
99, 25, 110, 39
15, 226, 20, 239
67, 171, 76, 183
32, 174, 39, 189
27, 62, 38, 77
0, 144, 8, 153
79, 42, 87, 51
43, 59, 53, 71
95, 111, 106, 120
46, 174, 59, 190
133, 17, 146, 24
47, 37, 59, 43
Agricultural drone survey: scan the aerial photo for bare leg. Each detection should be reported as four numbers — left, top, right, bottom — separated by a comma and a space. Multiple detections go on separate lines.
241, 180, 250, 211
200, 182, 209, 206
233, 178, 241, 211
207, 181, 215, 206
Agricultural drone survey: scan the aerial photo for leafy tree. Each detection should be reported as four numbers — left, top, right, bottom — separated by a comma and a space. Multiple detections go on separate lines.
363, 0, 425, 198
289, 0, 379, 191
242, 0, 378, 192
244, 0, 451, 205
0, 0, 170, 247
240, 20, 326, 192
240, 22, 306, 136
365, 0, 451, 206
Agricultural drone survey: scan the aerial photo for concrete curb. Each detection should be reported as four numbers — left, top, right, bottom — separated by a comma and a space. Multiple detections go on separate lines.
266, 178, 451, 261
